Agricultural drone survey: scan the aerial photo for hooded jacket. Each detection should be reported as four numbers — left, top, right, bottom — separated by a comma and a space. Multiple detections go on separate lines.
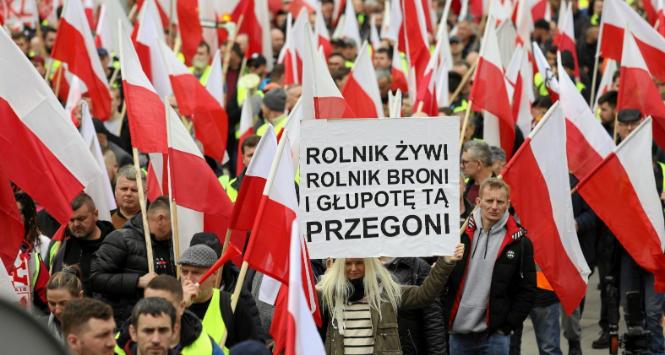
442, 209, 536, 335
90, 214, 176, 324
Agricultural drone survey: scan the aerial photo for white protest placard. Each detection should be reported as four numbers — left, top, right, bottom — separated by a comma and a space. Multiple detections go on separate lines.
299, 117, 460, 258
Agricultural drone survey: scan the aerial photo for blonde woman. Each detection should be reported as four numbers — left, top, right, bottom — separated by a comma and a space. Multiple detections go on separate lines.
317, 244, 464, 355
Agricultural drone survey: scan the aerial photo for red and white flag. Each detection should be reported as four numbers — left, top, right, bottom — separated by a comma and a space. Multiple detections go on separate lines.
593, 60, 618, 110
278, 11, 307, 85
530, 0, 551, 22
231, 126, 278, 232
0, 166, 24, 272
166, 104, 234, 252
414, 41, 440, 115
558, 55, 615, 179
176, 0, 204, 66
504, 44, 534, 137
80, 101, 116, 222
95, 0, 131, 55
336, 0, 362, 50
133, 0, 172, 98
0, 28, 104, 224
243, 137, 298, 284
234, 0, 273, 69
236, 96, 255, 174
118, 25, 167, 154
315, 4, 333, 58
301, 25, 356, 119
159, 42, 228, 162
657, 0, 665, 37
342, 41, 384, 118
206, 49, 225, 109
577, 118, 665, 290
532, 41, 560, 99
503, 102, 591, 314
553, 1, 580, 78
51, 0, 111, 120
617, 31, 665, 149
599, 0, 665, 82
471, 19, 515, 159
401, 0, 431, 86
284, 219, 326, 355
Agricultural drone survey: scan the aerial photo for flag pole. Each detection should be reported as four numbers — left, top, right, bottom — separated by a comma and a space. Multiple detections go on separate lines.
588, 31, 602, 109
164, 99, 181, 277
459, 99, 473, 150
133, 147, 155, 274
449, 59, 477, 104
54, 66, 64, 99
213, 229, 233, 288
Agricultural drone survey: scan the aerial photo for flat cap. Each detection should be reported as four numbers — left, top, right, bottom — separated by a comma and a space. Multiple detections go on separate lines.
178, 244, 217, 268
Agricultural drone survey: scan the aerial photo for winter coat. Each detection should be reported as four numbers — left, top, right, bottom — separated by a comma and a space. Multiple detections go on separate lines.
322, 258, 456, 355
47, 220, 115, 295
385, 257, 448, 355
442, 211, 536, 335
90, 214, 175, 324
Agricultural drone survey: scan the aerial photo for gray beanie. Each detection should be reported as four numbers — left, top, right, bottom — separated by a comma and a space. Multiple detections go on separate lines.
178, 244, 217, 268
262, 88, 286, 112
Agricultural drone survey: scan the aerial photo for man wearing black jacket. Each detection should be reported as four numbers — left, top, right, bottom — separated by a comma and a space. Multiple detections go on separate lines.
90, 196, 176, 325
384, 257, 448, 355
443, 178, 536, 355
47, 192, 115, 296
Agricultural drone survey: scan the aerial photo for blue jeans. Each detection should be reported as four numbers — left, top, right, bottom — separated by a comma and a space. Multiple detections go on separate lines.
450, 331, 511, 355
620, 252, 665, 355
530, 303, 563, 355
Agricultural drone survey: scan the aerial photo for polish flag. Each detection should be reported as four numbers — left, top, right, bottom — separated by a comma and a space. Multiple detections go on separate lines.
617, 31, 665, 149
557, 54, 615, 179
599, 0, 665, 82
338, 0, 362, 50
577, 118, 665, 290
504, 44, 534, 137
234, 0, 273, 69
83, 0, 96, 30
79, 101, 116, 222
51, 0, 111, 120
52, 64, 74, 104
136, 0, 169, 29
206, 49, 225, 109
301, 25, 356, 119
231, 126, 278, 232
554, 1, 580, 78
532, 42, 560, 99
341, 41, 384, 118
401, 0, 431, 86
236, 99, 255, 176
166, 104, 234, 253
95, 1, 132, 56
133, 0, 172, 98
0, 166, 24, 272
391, 38, 409, 93
118, 24, 167, 154
503, 102, 591, 314
414, 40, 440, 115
593, 60, 618, 110
177, 0, 204, 66
656, 0, 665, 37
514, 0, 534, 46
530, 0, 551, 22
315, 4, 332, 58
384, 0, 403, 44
471, 19, 515, 159
433, 12, 454, 108
64, 76, 88, 126
0, 28, 105, 224
283, 219, 326, 355
159, 42, 228, 162
278, 13, 299, 85
369, 15, 381, 49
243, 137, 298, 284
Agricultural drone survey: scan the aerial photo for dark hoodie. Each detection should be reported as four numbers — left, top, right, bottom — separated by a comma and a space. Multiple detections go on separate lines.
90, 214, 176, 324
116, 310, 222, 354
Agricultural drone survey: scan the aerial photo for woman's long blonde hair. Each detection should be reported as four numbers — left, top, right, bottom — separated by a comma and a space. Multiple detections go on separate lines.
316, 258, 402, 333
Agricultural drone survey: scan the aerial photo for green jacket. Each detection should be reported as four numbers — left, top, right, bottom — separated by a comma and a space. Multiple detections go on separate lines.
323, 259, 456, 354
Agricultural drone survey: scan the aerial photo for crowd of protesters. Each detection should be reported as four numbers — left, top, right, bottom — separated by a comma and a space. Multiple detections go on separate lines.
2, 0, 665, 354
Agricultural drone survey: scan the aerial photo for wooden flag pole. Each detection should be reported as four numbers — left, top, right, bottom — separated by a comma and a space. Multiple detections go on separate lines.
459, 99, 474, 150
133, 148, 155, 273
588, 39, 602, 109
449, 59, 478, 105
214, 229, 233, 287
164, 99, 181, 277
54, 67, 64, 99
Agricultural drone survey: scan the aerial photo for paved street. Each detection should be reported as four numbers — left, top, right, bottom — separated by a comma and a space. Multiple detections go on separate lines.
521, 272, 611, 355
